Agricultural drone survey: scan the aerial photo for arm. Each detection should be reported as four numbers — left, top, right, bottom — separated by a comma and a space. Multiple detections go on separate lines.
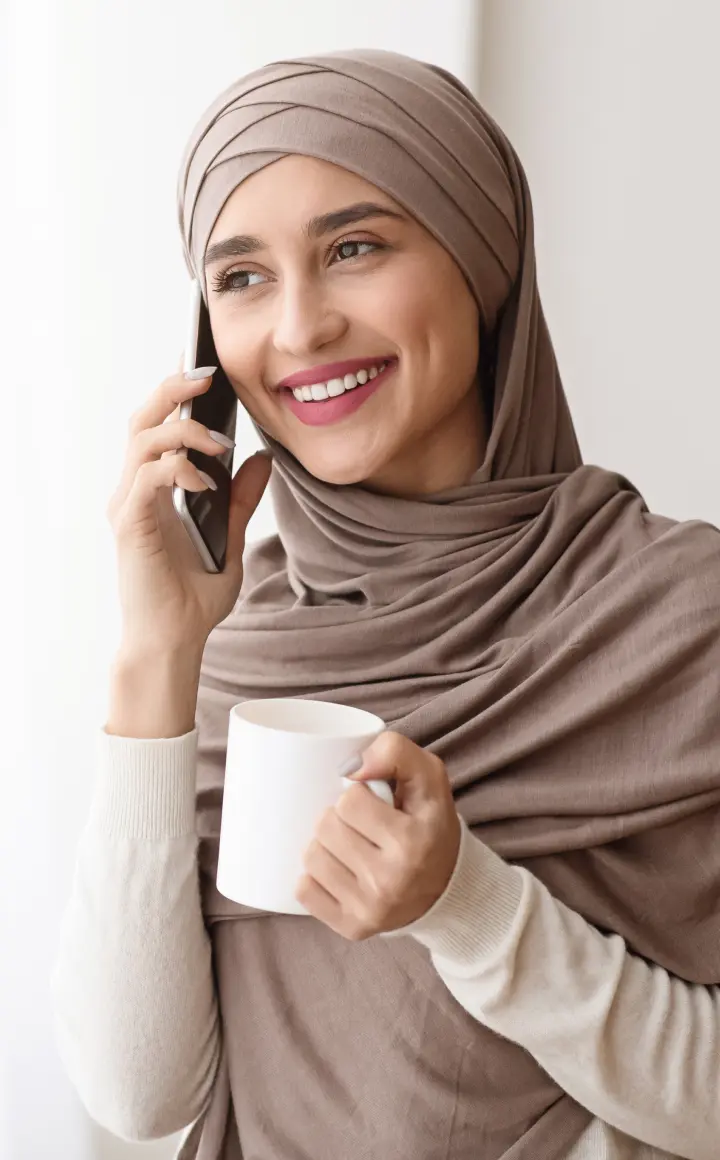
50, 725, 221, 1141
383, 817, 718, 1160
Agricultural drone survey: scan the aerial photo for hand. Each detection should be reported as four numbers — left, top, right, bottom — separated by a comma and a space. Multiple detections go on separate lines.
296, 732, 462, 940
107, 355, 272, 655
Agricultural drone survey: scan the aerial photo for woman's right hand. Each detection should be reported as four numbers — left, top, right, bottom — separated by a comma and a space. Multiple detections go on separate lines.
107, 363, 273, 657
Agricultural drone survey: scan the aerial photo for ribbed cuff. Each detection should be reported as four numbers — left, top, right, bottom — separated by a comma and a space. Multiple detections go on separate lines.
380, 816, 525, 971
89, 726, 200, 839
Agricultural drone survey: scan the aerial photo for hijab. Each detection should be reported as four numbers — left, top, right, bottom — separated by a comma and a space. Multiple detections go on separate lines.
175, 49, 720, 1159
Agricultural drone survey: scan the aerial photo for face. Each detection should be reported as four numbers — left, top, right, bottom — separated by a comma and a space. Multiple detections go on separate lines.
204, 155, 487, 497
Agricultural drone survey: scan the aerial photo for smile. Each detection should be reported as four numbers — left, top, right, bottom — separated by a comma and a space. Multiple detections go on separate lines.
278, 359, 398, 427
286, 361, 390, 402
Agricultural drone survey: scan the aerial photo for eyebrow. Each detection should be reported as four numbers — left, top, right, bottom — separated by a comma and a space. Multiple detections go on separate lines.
203, 201, 407, 268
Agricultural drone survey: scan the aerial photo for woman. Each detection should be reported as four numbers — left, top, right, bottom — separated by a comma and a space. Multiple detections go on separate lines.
51, 49, 720, 1160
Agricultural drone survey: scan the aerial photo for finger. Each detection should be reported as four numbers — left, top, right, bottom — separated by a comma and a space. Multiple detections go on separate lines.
303, 836, 358, 898
136, 416, 230, 467
166, 350, 187, 424
127, 369, 215, 440
166, 351, 186, 426
110, 452, 211, 539
319, 797, 387, 860
333, 783, 400, 848
115, 418, 230, 509
295, 872, 343, 927
350, 732, 448, 811
224, 452, 273, 578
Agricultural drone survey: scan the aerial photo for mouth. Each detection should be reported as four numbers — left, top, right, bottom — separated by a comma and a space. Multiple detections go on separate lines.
277, 358, 398, 428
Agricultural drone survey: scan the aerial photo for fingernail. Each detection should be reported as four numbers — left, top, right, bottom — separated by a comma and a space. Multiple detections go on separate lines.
184, 365, 217, 380
338, 754, 363, 778
208, 429, 235, 449
197, 470, 218, 491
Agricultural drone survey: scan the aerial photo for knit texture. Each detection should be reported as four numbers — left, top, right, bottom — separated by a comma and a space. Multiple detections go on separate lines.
50, 730, 716, 1158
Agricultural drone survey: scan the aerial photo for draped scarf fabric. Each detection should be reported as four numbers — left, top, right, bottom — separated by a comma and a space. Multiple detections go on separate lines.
175, 49, 720, 1160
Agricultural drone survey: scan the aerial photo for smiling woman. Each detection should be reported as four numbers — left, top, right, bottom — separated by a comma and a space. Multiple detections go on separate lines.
52, 46, 720, 1160
202, 157, 487, 495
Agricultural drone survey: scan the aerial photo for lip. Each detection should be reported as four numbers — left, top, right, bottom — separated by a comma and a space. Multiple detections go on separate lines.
278, 359, 397, 427
275, 356, 396, 391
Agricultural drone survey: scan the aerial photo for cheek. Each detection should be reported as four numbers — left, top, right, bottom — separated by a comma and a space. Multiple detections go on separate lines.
366, 273, 435, 351
387, 273, 479, 378
213, 319, 265, 391
216, 322, 258, 367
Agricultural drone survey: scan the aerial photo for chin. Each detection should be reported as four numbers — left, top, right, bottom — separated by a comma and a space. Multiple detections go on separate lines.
294, 446, 383, 488
305, 462, 374, 488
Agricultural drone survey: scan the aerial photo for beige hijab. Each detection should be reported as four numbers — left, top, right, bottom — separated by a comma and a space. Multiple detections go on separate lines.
176, 49, 720, 1159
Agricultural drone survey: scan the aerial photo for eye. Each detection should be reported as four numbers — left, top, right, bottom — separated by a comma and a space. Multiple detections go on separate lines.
211, 268, 267, 295
330, 239, 381, 263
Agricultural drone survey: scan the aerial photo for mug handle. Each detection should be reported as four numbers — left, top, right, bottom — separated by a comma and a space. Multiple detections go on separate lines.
341, 776, 395, 807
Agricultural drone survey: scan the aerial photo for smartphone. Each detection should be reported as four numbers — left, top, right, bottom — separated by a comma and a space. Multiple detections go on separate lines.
172, 280, 238, 573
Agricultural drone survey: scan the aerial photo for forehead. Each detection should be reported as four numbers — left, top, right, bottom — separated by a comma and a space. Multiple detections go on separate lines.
209, 155, 401, 241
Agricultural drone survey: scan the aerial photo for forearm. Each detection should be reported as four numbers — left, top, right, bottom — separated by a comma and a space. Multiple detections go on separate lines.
385, 818, 719, 1160
51, 728, 221, 1141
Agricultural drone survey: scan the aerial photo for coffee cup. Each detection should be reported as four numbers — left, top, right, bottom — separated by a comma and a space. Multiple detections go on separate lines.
216, 697, 393, 915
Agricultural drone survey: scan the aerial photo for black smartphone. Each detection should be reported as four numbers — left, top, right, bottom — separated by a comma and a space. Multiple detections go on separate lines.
172, 280, 238, 573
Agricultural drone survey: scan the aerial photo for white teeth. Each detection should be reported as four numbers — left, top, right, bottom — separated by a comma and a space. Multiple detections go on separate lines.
289, 362, 391, 402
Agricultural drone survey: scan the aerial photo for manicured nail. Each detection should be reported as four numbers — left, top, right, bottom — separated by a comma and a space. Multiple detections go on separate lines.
197, 470, 218, 491
338, 754, 363, 778
208, 429, 235, 448
184, 365, 217, 380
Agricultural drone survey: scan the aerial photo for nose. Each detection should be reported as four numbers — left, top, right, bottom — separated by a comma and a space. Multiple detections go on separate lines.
272, 274, 347, 358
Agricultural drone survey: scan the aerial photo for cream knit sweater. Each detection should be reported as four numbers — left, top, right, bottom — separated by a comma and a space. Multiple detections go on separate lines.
50, 727, 718, 1159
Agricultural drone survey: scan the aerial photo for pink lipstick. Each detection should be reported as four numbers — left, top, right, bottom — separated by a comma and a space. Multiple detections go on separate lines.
279, 359, 398, 427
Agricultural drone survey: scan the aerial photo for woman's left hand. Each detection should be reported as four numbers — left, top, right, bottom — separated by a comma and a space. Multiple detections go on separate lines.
296, 731, 462, 940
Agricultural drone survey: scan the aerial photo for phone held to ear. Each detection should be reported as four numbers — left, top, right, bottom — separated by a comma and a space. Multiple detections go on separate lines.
172, 279, 238, 573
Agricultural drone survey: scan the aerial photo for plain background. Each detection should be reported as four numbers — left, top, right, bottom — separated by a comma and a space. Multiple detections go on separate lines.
3, 2, 719, 1158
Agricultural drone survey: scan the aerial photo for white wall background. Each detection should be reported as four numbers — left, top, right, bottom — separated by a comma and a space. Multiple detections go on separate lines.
4, 2, 719, 1159
3, 3, 481, 1159
480, 0, 720, 526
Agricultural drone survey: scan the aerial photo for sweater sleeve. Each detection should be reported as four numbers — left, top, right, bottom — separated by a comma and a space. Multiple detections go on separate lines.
50, 727, 221, 1142
381, 816, 718, 1160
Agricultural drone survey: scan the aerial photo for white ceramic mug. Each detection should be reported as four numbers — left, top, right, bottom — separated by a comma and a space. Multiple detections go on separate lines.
216, 698, 393, 915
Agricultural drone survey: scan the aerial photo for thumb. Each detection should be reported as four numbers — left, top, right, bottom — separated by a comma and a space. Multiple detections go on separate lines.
225, 451, 273, 574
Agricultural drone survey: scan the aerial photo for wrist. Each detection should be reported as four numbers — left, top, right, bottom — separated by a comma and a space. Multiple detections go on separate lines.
106, 642, 206, 739
114, 637, 206, 671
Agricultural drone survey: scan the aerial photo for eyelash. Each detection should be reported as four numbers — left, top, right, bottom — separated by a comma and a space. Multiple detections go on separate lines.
210, 238, 384, 295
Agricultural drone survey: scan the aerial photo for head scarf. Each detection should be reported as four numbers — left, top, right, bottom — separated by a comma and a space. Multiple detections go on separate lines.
175, 49, 720, 1160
